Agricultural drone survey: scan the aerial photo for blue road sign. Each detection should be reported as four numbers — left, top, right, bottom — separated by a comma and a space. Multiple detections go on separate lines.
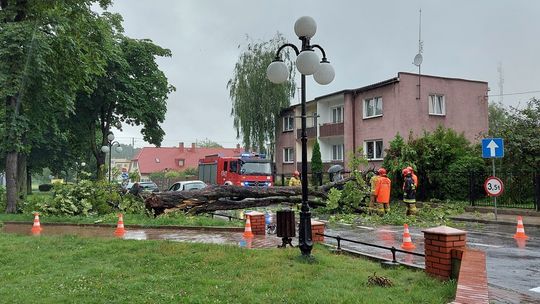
121, 172, 129, 179
482, 138, 504, 158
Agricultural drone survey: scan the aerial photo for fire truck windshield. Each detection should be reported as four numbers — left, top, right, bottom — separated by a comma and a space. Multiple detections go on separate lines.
240, 161, 272, 175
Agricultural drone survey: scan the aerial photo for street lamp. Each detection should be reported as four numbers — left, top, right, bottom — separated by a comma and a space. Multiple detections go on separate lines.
75, 161, 86, 184
267, 16, 335, 256
101, 132, 123, 183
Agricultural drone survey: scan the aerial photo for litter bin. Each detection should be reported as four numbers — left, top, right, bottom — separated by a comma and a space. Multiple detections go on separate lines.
276, 209, 295, 248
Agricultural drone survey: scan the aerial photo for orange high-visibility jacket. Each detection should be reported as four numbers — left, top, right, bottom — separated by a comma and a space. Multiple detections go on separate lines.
374, 176, 391, 204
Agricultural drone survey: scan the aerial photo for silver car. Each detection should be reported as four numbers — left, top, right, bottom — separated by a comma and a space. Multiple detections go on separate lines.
168, 180, 207, 192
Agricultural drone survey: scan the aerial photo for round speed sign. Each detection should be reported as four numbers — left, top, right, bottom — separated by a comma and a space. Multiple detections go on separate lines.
484, 176, 504, 197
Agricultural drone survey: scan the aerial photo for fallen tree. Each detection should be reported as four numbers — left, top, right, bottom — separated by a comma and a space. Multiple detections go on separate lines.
144, 177, 355, 215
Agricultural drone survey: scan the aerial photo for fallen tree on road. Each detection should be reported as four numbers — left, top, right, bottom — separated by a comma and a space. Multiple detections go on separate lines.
144, 177, 355, 215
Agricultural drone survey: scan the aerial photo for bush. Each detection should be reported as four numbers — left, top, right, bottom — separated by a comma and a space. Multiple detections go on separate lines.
28, 180, 146, 216
38, 184, 53, 192
0, 186, 5, 212
441, 156, 485, 200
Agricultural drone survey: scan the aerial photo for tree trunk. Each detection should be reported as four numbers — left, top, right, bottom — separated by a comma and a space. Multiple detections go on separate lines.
5, 152, 18, 213
144, 185, 329, 215
17, 153, 27, 200
27, 169, 32, 195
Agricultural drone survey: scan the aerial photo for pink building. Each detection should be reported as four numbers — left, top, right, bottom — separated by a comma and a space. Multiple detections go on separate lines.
275, 72, 488, 175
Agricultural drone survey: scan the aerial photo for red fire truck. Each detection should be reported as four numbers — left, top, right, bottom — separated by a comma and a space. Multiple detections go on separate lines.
198, 153, 273, 187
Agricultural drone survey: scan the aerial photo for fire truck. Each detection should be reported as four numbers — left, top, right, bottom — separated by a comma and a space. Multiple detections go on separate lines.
198, 153, 273, 187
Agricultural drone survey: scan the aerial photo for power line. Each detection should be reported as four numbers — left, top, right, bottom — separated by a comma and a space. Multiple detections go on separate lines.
487, 90, 540, 97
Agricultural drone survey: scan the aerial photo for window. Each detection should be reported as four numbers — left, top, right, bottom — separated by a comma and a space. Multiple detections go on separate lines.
283, 148, 294, 163
429, 94, 445, 115
229, 161, 238, 173
155, 158, 160, 163
178, 159, 185, 167
364, 97, 383, 118
332, 106, 343, 123
283, 116, 294, 131
364, 140, 384, 160
332, 144, 344, 161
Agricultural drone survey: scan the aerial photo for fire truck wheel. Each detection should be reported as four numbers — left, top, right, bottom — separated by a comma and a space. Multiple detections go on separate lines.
224, 181, 233, 186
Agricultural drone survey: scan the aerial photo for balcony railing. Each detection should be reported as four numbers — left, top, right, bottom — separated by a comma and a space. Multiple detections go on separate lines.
296, 126, 317, 139
319, 122, 344, 137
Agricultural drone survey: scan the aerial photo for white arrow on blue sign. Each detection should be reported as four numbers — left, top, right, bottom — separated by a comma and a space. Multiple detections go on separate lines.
481, 138, 504, 158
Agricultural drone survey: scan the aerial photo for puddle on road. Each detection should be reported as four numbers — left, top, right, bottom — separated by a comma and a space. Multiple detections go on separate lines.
1, 222, 282, 248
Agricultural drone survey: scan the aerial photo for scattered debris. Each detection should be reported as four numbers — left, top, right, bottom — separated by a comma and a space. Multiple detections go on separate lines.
368, 272, 393, 287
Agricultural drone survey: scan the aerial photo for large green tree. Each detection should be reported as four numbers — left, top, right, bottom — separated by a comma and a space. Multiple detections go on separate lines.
227, 33, 296, 152
71, 26, 175, 179
0, 0, 112, 212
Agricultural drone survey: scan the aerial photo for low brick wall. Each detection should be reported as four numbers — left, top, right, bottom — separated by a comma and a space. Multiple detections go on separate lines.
311, 220, 325, 243
422, 226, 467, 280
245, 211, 265, 235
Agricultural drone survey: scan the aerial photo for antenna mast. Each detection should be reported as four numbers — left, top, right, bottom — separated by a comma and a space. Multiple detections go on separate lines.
497, 62, 504, 104
413, 9, 423, 100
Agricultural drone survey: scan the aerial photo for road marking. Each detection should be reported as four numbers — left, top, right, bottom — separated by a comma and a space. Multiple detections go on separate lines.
530, 287, 540, 293
468, 242, 503, 248
356, 226, 374, 230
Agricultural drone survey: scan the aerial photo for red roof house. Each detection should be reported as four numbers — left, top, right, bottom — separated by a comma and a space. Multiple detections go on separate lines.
131, 142, 243, 179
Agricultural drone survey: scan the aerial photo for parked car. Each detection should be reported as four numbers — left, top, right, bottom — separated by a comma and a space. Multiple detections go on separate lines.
168, 180, 207, 192
127, 181, 159, 193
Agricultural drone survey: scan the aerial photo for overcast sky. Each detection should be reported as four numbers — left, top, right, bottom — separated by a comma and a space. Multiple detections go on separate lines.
103, 0, 540, 148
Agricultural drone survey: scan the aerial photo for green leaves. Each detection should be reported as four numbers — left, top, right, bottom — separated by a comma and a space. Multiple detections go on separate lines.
228, 33, 296, 151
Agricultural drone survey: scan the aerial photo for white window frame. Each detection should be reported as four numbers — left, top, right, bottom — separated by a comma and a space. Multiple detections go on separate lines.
363, 97, 383, 119
283, 116, 294, 131
332, 144, 344, 161
364, 140, 384, 161
331, 106, 343, 123
429, 94, 446, 116
283, 148, 294, 163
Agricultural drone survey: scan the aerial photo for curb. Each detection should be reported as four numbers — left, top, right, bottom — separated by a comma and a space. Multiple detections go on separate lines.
450, 217, 540, 228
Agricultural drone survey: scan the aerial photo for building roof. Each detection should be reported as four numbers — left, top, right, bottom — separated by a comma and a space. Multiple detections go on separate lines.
133, 145, 243, 174
283, 72, 487, 111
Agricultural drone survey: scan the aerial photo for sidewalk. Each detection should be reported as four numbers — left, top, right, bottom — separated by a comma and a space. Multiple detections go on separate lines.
451, 206, 540, 228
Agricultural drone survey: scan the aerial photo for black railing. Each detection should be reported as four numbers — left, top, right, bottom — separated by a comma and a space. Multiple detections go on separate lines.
318, 233, 424, 264
206, 212, 242, 221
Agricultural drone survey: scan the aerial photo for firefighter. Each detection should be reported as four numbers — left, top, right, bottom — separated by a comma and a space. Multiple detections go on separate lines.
368, 170, 379, 214
406, 166, 418, 188
402, 168, 417, 216
288, 170, 301, 186
374, 168, 391, 215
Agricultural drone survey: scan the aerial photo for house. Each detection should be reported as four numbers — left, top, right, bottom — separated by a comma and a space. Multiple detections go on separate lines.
131, 142, 243, 181
275, 72, 489, 175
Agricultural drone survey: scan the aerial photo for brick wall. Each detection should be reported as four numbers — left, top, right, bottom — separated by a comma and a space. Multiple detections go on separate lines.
245, 211, 265, 235
422, 226, 467, 280
452, 250, 489, 304
311, 220, 325, 243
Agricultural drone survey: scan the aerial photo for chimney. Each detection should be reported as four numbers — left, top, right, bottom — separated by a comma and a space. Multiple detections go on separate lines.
179, 142, 184, 152
236, 143, 240, 150
191, 142, 196, 152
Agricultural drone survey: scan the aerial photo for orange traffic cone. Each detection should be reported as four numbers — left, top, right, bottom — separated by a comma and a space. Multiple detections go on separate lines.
115, 213, 126, 236
401, 224, 416, 250
243, 216, 254, 238
31, 212, 43, 234
513, 216, 529, 239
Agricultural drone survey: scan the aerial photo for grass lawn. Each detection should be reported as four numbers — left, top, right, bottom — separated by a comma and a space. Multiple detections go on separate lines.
0, 233, 455, 303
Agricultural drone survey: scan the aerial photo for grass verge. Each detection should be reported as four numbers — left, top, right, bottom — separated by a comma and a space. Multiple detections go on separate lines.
0, 233, 455, 303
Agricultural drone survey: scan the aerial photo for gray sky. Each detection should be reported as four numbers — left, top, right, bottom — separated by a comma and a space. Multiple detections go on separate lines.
104, 0, 540, 148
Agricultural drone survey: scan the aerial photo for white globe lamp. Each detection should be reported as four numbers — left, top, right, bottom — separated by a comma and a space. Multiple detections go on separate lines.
296, 50, 320, 75
314, 61, 335, 85
294, 16, 317, 38
267, 60, 289, 84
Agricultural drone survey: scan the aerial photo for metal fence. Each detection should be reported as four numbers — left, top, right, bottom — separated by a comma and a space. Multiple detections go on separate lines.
319, 233, 425, 264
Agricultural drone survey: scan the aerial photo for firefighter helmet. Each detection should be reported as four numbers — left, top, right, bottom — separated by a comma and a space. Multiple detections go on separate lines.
406, 166, 414, 173
402, 168, 412, 176
377, 168, 387, 176
293, 170, 300, 177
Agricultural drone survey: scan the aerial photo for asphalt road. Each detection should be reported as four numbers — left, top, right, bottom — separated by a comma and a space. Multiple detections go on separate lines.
325, 221, 540, 301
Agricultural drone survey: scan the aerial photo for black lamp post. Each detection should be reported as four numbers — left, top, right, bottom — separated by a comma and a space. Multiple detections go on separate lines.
101, 132, 123, 183
267, 16, 335, 256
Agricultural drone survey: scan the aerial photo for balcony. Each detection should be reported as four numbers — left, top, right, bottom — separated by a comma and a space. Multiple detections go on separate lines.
319, 122, 344, 137
296, 126, 317, 139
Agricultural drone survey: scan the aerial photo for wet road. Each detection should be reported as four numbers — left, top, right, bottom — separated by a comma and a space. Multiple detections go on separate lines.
325, 221, 540, 301
1, 223, 282, 249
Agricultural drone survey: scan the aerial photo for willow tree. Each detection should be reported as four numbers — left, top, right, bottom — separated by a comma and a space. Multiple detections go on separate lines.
227, 34, 296, 153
